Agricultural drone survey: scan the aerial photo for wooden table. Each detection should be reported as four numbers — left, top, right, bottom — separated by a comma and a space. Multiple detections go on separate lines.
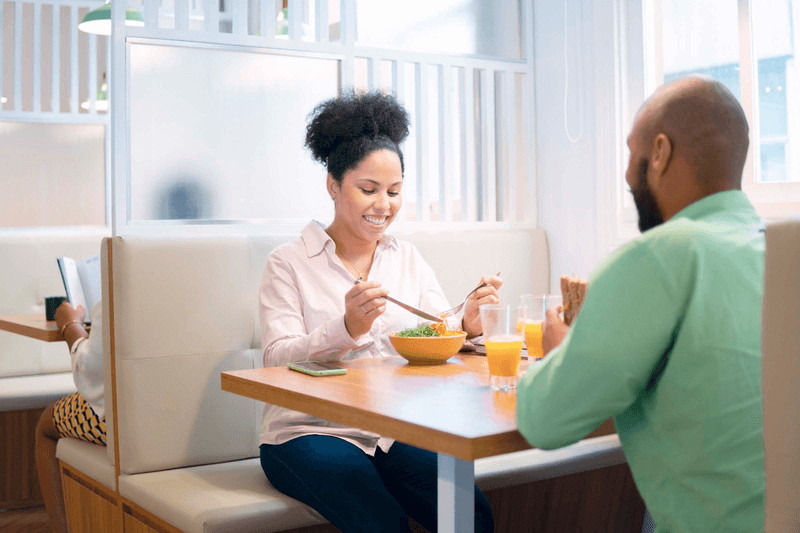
0, 314, 89, 342
222, 353, 535, 533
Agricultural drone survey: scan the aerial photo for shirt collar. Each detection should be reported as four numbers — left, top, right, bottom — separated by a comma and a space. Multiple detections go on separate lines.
671, 190, 758, 223
301, 220, 399, 258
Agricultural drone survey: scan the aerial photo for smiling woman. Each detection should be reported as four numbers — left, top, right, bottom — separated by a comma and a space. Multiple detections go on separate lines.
256, 89, 502, 533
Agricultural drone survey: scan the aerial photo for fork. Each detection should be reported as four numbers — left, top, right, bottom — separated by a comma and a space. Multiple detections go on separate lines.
440, 271, 501, 318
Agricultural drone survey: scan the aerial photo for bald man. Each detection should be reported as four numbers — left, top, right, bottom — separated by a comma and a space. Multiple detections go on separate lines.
517, 75, 765, 533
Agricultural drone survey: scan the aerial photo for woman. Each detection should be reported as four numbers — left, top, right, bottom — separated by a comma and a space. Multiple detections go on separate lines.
36, 300, 105, 533
258, 90, 501, 533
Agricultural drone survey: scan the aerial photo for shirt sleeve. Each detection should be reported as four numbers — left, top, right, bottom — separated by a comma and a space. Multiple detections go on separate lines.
259, 250, 363, 368
516, 240, 693, 449
70, 301, 103, 385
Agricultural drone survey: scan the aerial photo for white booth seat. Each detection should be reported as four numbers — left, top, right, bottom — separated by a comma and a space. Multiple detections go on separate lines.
0, 372, 76, 412
56, 437, 116, 491
762, 219, 800, 533
0, 229, 108, 378
59, 230, 633, 533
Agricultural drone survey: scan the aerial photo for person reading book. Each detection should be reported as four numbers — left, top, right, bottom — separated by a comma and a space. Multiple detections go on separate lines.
35, 299, 105, 533
517, 75, 765, 532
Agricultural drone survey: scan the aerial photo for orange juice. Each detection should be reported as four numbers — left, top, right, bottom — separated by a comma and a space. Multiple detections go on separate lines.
525, 321, 544, 360
485, 336, 523, 377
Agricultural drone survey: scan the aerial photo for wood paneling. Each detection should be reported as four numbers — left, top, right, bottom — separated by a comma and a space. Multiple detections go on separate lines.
0, 408, 45, 510
0, 505, 50, 533
124, 513, 157, 533
61, 464, 118, 533
484, 463, 646, 533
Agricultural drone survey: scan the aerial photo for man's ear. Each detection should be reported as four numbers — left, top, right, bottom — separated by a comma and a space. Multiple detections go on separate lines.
649, 133, 673, 188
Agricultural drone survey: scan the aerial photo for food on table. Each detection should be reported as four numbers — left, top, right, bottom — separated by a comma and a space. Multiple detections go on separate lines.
396, 323, 462, 337
560, 274, 588, 326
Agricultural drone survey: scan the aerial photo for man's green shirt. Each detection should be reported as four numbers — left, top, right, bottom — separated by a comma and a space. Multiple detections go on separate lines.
516, 191, 765, 532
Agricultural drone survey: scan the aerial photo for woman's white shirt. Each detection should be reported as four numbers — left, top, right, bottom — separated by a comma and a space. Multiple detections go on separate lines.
258, 220, 451, 455
69, 301, 104, 418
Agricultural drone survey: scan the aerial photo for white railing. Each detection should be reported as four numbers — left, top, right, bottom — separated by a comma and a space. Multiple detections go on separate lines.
0, 0, 109, 123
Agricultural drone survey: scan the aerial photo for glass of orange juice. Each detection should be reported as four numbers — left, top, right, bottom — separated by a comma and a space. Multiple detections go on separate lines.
520, 294, 562, 361
479, 304, 526, 391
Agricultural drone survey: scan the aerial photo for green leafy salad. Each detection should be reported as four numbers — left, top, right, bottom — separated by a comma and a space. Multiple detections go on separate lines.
395, 325, 440, 337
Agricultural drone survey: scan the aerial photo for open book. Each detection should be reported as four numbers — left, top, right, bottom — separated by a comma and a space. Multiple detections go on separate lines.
57, 254, 101, 325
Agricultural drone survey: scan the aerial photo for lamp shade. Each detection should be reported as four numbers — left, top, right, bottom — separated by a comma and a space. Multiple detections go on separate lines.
78, 3, 144, 36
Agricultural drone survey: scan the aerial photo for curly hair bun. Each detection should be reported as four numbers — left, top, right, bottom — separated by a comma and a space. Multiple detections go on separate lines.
305, 89, 410, 168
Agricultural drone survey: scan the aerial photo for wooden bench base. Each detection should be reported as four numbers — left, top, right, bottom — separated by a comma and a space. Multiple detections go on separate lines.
60, 459, 644, 533
1, 408, 45, 510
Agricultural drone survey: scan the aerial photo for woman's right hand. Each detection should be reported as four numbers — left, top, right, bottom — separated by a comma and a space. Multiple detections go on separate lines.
344, 281, 388, 339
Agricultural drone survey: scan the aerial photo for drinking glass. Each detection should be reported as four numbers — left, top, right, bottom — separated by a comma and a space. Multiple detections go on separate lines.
520, 294, 562, 360
479, 304, 526, 391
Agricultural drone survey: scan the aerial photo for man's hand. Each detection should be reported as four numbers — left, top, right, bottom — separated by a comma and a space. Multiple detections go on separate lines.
542, 306, 569, 356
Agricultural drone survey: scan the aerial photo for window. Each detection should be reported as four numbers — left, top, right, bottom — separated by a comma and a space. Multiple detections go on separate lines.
644, 0, 800, 218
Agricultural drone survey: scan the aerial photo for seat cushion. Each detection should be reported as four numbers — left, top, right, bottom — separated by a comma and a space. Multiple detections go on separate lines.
0, 372, 76, 412
475, 434, 625, 490
118, 458, 327, 533
56, 437, 116, 491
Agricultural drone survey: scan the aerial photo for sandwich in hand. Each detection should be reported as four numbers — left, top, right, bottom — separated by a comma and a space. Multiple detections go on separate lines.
560, 274, 588, 326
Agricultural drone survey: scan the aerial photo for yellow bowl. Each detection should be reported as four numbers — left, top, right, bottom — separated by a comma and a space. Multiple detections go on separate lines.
388, 332, 467, 365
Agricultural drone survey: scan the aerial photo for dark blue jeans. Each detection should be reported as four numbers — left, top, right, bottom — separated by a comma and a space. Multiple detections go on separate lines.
260, 436, 494, 533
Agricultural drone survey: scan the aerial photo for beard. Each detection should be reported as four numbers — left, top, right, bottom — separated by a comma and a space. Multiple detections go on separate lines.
631, 159, 664, 232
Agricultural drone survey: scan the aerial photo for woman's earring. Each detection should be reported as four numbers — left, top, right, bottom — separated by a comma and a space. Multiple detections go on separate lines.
332, 197, 335, 201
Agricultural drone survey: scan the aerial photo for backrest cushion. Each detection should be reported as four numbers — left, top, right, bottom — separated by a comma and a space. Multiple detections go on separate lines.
0, 230, 108, 377
110, 236, 260, 475
109, 228, 549, 475
762, 219, 800, 533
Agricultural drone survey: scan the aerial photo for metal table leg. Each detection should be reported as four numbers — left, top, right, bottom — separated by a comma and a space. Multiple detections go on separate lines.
438, 453, 474, 533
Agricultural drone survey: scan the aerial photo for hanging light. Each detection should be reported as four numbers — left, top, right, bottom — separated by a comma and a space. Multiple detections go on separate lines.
0, 96, 6, 104
78, 1, 144, 36
81, 73, 109, 111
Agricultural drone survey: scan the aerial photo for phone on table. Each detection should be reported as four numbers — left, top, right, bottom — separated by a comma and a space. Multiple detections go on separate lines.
287, 361, 348, 377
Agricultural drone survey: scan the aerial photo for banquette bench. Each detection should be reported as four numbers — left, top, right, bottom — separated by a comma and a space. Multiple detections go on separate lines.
56, 230, 644, 533
0, 229, 108, 510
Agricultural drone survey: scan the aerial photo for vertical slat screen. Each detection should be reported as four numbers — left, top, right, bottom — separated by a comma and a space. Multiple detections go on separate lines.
368, 56, 380, 92
415, 62, 429, 222
33, 4, 42, 112
50, 3, 59, 113
69, 5, 77, 113
340, 0, 354, 46
13, 0, 22, 110
260, 0, 273, 40
144, 0, 157, 31
461, 66, 477, 221
288, 0, 300, 41
505, 72, 518, 222
494, 71, 506, 220
438, 63, 452, 222
483, 69, 497, 221
316, 0, 327, 43
393, 59, 405, 103
232, 0, 246, 36
0, 1, 4, 109
87, 32, 96, 113
205, 0, 218, 34
175, 0, 190, 32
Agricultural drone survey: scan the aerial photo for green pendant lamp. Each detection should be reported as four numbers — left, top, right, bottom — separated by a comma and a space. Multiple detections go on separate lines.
78, 1, 144, 36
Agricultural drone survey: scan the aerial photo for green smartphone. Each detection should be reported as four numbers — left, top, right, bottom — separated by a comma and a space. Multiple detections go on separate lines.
287, 361, 347, 377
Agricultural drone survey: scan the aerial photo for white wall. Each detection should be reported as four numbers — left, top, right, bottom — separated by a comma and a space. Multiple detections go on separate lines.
533, 0, 613, 291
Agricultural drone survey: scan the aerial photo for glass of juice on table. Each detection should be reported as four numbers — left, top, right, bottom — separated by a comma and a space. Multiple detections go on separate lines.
479, 304, 526, 391
520, 294, 562, 361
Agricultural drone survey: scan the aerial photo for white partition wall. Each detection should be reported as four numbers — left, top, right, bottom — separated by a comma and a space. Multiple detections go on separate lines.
108, 0, 537, 236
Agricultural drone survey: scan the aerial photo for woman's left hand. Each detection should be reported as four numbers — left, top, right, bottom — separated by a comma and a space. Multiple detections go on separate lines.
462, 274, 503, 338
